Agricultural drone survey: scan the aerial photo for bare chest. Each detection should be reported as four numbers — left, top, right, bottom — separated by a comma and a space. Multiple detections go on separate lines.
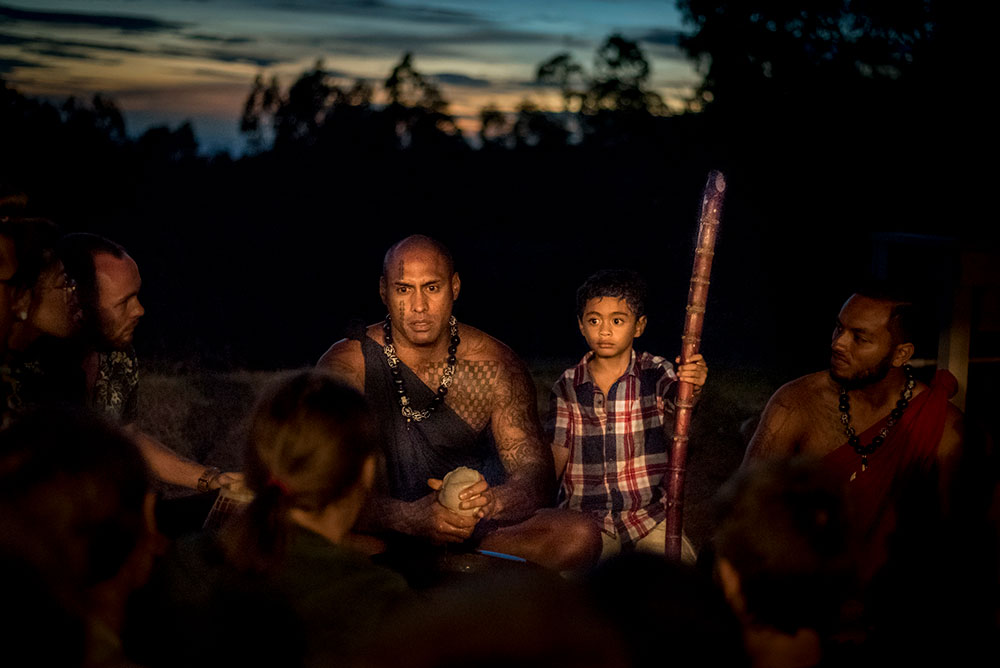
412, 358, 500, 432
795, 395, 896, 457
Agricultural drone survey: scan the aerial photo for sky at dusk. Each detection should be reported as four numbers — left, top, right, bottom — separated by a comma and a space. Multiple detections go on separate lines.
0, 1, 699, 154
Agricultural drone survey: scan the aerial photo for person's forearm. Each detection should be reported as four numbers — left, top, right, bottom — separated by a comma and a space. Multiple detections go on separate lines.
358, 493, 422, 536
489, 466, 550, 524
126, 426, 208, 489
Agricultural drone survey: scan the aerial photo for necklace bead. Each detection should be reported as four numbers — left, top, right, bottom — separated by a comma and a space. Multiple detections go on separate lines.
838, 364, 915, 470
382, 315, 459, 422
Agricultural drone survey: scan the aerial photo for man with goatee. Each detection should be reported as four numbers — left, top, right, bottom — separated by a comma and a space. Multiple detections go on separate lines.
743, 284, 963, 583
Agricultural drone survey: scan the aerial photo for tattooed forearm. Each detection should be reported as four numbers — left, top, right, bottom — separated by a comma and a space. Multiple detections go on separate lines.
489, 356, 553, 520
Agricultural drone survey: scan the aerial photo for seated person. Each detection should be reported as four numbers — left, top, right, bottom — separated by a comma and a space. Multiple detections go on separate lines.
2, 217, 86, 416
0, 408, 161, 667
548, 269, 707, 561
58, 233, 241, 499
127, 372, 412, 667
318, 235, 601, 571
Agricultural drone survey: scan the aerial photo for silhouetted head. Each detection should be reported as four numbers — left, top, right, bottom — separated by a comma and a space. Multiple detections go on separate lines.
0, 408, 153, 592
379, 235, 460, 349
710, 457, 854, 634
225, 371, 379, 572
244, 370, 378, 507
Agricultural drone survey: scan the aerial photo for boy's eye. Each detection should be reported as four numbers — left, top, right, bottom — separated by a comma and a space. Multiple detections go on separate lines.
588, 318, 599, 325
613, 318, 624, 325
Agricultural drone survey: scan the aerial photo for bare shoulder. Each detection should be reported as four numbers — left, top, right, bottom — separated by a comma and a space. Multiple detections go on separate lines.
745, 371, 833, 462
457, 323, 533, 399
457, 323, 519, 364
316, 329, 376, 393
771, 371, 834, 408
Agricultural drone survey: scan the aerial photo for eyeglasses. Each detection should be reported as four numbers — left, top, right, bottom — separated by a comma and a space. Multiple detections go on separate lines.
43, 274, 77, 297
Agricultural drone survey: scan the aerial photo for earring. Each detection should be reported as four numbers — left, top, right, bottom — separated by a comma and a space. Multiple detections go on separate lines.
16, 310, 27, 321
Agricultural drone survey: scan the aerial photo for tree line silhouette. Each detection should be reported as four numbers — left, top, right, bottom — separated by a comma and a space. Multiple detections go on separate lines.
0, 3, 977, 377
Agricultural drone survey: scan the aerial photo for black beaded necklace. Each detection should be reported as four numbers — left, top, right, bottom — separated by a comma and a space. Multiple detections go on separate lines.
838, 364, 915, 471
382, 314, 460, 422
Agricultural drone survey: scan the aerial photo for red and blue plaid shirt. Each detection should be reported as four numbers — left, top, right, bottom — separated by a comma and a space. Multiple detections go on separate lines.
547, 350, 677, 547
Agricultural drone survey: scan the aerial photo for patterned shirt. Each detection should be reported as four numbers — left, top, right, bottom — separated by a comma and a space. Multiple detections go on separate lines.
93, 348, 139, 425
547, 350, 677, 546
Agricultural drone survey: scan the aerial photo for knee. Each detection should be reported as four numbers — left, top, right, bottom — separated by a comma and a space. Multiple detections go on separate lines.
552, 513, 602, 571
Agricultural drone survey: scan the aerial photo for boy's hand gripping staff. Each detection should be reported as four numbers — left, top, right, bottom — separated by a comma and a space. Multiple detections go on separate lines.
664, 170, 725, 560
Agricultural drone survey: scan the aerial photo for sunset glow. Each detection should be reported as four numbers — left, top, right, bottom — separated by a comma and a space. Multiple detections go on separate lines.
0, 0, 699, 153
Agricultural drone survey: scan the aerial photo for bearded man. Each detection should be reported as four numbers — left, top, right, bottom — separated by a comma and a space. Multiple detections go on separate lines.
743, 285, 963, 583
318, 235, 601, 571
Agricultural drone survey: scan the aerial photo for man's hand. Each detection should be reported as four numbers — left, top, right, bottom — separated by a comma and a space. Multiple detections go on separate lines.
215, 471, 245, 491
453, 474, 501, 521
420, 479, 479, 543
675, 354, 708, 395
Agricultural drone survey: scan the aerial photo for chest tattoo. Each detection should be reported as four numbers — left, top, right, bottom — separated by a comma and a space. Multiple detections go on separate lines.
416, 359, 499, 431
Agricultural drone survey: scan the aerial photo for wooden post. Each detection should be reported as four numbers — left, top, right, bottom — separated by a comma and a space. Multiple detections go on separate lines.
664, 170, 726, 560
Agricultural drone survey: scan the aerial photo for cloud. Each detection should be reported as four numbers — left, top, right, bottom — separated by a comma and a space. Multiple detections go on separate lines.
432, 72, 491, 88
639, 28, 686, 46
266, 0, 490, 27
0, 32, 145, 54
184, 33, 257, 46
300, 26, 591, 60
0, 3, 185, 33
1, 31, 285, 69
21, 46, 116, 63
0, 55, 46, 73
155, 46, 282, 68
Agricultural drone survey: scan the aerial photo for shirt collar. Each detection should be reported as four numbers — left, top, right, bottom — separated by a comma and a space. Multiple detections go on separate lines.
572, 349, 639, 388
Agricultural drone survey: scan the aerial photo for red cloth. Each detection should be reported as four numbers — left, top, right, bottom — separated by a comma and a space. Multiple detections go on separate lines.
823, 369, 958, 581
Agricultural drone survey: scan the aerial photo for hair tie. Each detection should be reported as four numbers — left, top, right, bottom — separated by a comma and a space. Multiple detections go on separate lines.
266, 475, 292, 496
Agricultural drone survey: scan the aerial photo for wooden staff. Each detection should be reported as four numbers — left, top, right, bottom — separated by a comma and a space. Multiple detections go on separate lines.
664, 170, 726, 560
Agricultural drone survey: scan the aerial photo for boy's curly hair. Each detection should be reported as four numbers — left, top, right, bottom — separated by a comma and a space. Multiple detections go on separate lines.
576, 269, 648, 320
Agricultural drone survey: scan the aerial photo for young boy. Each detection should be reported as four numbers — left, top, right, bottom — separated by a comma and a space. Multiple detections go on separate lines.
548, 269, 707, 562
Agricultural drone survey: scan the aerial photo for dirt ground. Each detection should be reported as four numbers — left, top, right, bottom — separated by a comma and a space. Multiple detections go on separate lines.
138, 363, 776, 551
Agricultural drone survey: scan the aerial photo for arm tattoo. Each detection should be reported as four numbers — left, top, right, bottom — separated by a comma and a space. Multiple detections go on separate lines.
488, 357, 552, 520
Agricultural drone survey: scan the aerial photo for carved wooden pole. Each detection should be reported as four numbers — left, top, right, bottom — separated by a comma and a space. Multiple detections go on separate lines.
664, 170, 725, 560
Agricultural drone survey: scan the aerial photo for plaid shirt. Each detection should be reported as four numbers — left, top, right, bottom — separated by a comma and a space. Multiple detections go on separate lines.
548, 350, 677, 546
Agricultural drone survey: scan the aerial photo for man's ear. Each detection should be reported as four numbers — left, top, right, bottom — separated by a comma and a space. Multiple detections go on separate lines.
634, 314, 648, 338
892, 342, 915, 367
379, 275, 388, 307
362, 455, 377, 490
716, 557, 746, 617
451, 272, 461, 301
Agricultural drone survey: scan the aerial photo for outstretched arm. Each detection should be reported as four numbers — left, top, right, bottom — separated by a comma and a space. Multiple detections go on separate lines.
125, 425, 242, 491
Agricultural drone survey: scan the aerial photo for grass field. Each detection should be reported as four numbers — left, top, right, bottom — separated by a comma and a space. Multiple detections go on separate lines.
137, 363, 778, 550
